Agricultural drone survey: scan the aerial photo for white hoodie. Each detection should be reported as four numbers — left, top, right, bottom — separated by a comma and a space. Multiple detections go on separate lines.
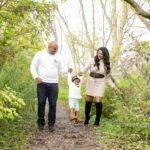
30, 49, 67, 83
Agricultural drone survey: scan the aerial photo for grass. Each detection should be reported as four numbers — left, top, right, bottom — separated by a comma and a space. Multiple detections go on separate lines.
95, 118, 150, 150
0, 108, 37, 150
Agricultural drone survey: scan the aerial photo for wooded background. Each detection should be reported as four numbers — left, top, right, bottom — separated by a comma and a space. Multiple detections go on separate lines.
0, 0, 149, 149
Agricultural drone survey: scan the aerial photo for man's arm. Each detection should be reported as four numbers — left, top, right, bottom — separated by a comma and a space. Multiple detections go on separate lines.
68, 68, 73, 85
59, 58, 68, 74
30, 53, 42, 83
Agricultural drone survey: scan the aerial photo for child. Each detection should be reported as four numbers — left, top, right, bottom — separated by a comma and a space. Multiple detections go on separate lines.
68, 68, 83, 123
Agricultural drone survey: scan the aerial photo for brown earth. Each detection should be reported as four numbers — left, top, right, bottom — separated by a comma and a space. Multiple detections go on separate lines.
27, 104, 101, 150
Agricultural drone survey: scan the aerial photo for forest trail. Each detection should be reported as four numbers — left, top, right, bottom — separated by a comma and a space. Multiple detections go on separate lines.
27, 104, 101, 150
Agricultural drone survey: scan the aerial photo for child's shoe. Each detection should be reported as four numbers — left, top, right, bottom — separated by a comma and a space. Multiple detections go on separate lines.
69, 108, 77, 121
75, 111, 80, 123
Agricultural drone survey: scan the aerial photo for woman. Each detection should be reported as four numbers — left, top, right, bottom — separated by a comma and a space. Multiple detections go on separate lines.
80, 47, 120, 126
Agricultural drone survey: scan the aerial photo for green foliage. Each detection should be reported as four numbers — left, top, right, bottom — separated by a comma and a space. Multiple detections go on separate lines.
0, 0, 57, 148
0, 111, 36, 150
0, 0, 56, 68
0, 52, 40, 116
0, 51, 38, 149
0, 87, 25, 122
59, 72, 150, 150
96, 74, 150, 150
138, 41, 150, 51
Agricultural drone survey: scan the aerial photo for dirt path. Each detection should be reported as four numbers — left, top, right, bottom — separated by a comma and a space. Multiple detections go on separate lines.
28, 104, 102, 150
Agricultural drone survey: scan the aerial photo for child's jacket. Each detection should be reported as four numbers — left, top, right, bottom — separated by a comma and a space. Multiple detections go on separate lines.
68, 73, 83, 99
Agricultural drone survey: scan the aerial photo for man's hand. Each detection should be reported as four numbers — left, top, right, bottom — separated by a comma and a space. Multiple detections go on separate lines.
68, 68, 73, 73
36, 77, 43, 84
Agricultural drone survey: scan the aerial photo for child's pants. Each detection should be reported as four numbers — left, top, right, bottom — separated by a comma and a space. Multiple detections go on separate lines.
68, 98, 79, 111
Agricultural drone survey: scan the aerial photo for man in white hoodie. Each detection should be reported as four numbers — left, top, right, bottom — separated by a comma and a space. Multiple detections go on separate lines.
30, 41, 67, 132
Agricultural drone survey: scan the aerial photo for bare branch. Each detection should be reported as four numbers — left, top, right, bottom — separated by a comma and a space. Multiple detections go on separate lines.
123, 0, 150, 19
139, 15, 150, 30
99, 0, 111, 25
78, 0, 92, 44
92, 0, 96, 49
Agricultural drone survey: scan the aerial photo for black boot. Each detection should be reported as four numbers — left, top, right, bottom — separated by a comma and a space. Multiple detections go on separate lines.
84, 101, 92, 125
94, 102, 102, 126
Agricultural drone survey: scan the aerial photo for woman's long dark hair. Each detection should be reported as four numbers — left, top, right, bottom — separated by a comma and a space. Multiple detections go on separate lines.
94, 47, 111, 74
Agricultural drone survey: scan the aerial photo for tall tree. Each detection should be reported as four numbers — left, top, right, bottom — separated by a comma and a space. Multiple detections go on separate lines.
99, 0, 128, 63
78, 0, 95, 57
0, 0, 56, 68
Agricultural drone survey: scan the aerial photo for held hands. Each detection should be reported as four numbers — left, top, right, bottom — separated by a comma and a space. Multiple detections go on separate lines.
36, 77, 43, 84
68, 68, 83, 76
78, 72, 83, 76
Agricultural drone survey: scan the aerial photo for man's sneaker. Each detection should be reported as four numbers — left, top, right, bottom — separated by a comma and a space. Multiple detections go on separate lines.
48, 126, 55, 132
38, 125, 44, 130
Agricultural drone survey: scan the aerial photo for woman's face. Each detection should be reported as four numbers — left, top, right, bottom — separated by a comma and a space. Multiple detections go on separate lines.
97, 50, 104, 60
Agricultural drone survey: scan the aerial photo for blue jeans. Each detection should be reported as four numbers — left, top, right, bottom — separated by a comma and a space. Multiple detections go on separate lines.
37, 82, 59, 127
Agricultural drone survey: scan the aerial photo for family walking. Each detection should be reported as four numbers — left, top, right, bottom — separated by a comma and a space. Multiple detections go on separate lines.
30, 41, 120, 132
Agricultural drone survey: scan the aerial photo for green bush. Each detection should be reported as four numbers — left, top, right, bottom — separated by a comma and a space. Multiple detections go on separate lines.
0, 52, 37, 149
0, 52, 38, 111
0, 87, 25, 122
96, 73, 150, 149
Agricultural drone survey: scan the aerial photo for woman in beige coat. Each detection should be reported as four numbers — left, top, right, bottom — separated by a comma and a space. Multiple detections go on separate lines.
81, 47, 120, 126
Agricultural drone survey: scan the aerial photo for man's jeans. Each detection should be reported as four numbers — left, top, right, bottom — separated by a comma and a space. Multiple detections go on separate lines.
37, 82, 59, 127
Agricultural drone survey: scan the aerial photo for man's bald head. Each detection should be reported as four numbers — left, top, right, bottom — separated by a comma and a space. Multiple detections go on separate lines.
48, 41, 58, 54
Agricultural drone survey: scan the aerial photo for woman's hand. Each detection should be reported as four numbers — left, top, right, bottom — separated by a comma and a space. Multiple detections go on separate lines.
113, 87, 121, 95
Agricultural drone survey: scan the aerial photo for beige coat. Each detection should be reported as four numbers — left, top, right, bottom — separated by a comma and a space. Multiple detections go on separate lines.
82, 59, 115, 97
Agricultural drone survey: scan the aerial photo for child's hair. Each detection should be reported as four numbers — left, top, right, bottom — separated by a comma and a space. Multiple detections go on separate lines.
72, 75, 80, 82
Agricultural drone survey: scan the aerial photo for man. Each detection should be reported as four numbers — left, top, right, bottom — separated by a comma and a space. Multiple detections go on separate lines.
30, 41, 67, 132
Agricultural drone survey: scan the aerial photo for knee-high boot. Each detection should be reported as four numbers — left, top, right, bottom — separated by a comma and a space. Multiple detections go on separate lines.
84, 101, 92, 125
94, 102, 102, 126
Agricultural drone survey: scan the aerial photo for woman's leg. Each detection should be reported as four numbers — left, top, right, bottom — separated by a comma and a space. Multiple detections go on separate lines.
94, 97, 103, 126
84, 95, 94, 125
